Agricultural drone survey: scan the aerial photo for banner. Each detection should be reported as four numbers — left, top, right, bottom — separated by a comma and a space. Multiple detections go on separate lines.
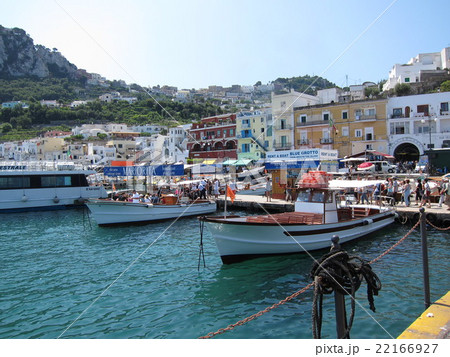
103, 164, 184, 177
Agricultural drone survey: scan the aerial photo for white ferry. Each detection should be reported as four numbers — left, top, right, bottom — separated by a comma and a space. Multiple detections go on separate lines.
0, 161, 108, 213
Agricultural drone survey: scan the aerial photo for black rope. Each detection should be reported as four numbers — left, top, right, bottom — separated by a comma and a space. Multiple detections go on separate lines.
198, 218, 206, 271
310, 248, 381, 339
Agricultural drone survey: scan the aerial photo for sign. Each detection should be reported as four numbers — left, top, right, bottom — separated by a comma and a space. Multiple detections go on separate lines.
103, 164, 184, 177
264, 160, 320, 170
266, 148, 338, 161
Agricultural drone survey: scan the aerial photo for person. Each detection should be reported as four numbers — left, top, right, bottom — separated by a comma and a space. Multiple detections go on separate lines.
373, 176, 382, 206
438, 178, 448, 208
143, 194, 151, 203
285, 184, 293, 202
444, 178, 450, 210
213, 179, 220, 199
265, 177, 272, 202
198, 179, 207, 199
131, 190, 140, 203
403, 179, 411, 207
419, 178, 432, 208
415, 179, 423, 205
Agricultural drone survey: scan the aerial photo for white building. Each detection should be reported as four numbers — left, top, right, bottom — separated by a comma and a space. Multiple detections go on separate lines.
271, 89, 320, 151
383, 47, 450, 91
167, 124, 190, 163
131, 125, 164, 134
387, 92, 450, 159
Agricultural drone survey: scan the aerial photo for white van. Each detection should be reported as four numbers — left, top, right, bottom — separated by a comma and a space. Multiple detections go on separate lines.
357, 161, 396, 174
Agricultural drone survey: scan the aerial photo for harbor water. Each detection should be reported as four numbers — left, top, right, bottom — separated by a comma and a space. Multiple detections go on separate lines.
0, 208, 448, 339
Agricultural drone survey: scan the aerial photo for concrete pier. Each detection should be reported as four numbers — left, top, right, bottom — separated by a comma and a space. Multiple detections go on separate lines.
398, 291, 450, 339
216, 194, 450, 226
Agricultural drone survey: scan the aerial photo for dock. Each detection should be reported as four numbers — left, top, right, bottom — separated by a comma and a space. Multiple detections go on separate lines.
398, 291, 450, 339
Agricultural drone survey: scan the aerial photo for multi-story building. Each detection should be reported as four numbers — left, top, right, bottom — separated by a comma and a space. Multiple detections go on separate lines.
187, 113, 237, 162
293, 98, 389, 158
272, 89, 319, 151
236, 110, 272, 161
383, 47, 450, 91
386, 92, 450, 161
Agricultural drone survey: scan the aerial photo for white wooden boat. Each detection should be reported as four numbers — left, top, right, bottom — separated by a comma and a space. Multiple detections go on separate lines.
200, 171, 396, 264
86, 198, 217, 226
0, 161, 107, 213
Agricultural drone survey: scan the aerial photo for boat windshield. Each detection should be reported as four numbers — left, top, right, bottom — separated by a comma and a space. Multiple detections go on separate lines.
296, 189, 332, 203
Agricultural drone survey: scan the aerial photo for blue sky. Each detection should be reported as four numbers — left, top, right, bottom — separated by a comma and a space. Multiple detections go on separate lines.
1, 0, 449, 89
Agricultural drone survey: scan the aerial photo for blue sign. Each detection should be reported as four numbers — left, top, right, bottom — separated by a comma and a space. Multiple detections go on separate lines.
264, 160, 320, 170
103, 164, 184, 177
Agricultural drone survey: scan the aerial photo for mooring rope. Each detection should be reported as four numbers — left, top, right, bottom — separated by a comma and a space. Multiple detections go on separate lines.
198, 213, 422, 339
310, 249, 381, 339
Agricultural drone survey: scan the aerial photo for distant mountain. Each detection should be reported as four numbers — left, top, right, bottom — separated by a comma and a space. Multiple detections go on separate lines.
0, 25, 80, 80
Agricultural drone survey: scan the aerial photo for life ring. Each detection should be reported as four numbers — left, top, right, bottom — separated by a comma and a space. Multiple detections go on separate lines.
396, 213, 408, 225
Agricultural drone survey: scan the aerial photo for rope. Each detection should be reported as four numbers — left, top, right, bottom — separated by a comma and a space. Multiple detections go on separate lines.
197, 218, 206, 271
426, 218, 450, 231
310, 249, 381, 339
198, 282, 314, 339
198, 212, 423, 339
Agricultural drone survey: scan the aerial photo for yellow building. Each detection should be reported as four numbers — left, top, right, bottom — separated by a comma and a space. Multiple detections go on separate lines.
294, 99, 389, 158
236, 110, 273, 160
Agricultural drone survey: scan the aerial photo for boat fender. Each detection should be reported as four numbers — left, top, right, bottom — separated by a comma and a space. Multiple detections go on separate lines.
363, 218, 373, 225
53, 196, 60, 203
426, 213, 437, 224
146, 204, 153, 208
21, 195, 28, 202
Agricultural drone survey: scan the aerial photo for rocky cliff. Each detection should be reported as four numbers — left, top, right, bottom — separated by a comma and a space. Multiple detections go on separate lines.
0, 26, 79, 79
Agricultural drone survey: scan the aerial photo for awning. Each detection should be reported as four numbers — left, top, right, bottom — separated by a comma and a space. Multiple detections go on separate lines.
222, 159, 253, 166
202, 159, 216, 164
234, 159, 253, 166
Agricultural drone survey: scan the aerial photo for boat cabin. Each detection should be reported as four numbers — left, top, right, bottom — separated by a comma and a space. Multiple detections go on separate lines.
294, 187, 338, 224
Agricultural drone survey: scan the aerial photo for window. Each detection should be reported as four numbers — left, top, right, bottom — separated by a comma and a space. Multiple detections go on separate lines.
300, 115, 307, 123
405, 77, 410, 83
323, 112, 329, 122
342, 111, 348, 120
441, 102, 449, 114
242, 143, 250, 152
366, 144, 373, 150
390, 122, 410, 135
365, 108, 376, 117
393, 108, 403, 118
342, 127, 349, 136
280, 119, 286, 129
355, 109, 362, 120
355, 129, 362, 138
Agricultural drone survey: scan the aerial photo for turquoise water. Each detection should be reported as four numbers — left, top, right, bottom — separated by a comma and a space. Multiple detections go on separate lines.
0, 208, 448, 339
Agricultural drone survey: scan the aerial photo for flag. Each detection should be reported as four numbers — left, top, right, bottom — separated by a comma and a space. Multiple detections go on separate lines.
226, 185, 235, 203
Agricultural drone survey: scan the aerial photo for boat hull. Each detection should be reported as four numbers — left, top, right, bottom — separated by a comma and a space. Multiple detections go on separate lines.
86, 199, 217, 225
202, 210, 395, 263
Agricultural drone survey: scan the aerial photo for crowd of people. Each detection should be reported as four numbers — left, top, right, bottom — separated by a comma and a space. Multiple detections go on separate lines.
339, 175, 450, 210
110, 178, 236, 203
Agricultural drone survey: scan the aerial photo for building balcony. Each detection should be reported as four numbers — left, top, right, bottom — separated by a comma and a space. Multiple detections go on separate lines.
273, 124, 293, 131
296, 119, 327, 127
320, 138, 334, 144
355, 114, 377, 120
297, 139, 310, 145
273, 142, 292, 150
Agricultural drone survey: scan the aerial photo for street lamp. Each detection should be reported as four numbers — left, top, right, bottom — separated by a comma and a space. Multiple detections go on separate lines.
420, 114, 437, 150
421, 112, 437, 173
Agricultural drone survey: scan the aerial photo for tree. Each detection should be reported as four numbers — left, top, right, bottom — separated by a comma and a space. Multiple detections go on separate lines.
0, 122, 12, 133
394, 83, 412, 96
440, 80, 450, 92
